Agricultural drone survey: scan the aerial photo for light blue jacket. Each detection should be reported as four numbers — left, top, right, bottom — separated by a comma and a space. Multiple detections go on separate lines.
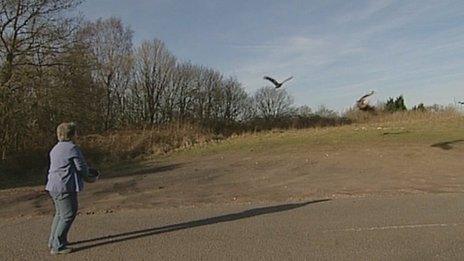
45, 141, 89, 194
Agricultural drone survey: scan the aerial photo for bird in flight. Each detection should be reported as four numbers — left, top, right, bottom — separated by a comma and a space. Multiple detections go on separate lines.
263, 76, 294, 89
357, 91, 375, 111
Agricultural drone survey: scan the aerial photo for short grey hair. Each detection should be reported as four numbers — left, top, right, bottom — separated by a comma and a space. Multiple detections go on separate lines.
56, 122, 76, 141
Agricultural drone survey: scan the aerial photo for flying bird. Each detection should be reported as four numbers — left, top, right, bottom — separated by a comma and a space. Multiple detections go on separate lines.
263, 76, 293, 89
458, 101, 464, 105
357, 91, 376, 111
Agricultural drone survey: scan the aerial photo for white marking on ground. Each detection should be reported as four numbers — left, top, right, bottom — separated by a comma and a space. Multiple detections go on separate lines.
324, 223, 464, 233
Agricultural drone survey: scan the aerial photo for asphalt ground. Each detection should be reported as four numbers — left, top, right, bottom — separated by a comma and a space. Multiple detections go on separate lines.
2, 193, 464, 260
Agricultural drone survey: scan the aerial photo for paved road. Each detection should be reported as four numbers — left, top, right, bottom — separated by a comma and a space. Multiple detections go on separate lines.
1, 193, 464, 260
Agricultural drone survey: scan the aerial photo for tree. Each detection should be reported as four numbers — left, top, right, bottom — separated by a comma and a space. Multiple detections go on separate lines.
315, 105, 338, 118
192, 67, 222, 123
412, 103, 426, 112
220, 77, 248, 122
253, 86, 293, 119
385, 97, 395, 112
80, 17, 133, 129
385, 95, 407, 112
170, 62, 197, 123
394, 95, 407, 111
0, 0, 81, 160
48, 42, 105, 133
134, 39, 176, 124
0, 0, 80, 85
295, 105, 313, 117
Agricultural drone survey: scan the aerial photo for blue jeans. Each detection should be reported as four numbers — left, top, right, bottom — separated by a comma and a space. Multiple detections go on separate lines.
48, 192, 78, 251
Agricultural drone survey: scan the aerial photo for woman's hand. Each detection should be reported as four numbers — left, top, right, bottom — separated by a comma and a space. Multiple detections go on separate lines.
83, 168, 100, 183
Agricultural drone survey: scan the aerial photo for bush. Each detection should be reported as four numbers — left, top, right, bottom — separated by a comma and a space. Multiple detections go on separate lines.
385, 95, 407, 112
412, 103, 426, 112
344, 105, 462, 124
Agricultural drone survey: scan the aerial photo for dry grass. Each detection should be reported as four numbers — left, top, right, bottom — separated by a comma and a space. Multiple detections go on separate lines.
79, 124, 217, 165
0, 124, 218, 189
344, 106, 462, 125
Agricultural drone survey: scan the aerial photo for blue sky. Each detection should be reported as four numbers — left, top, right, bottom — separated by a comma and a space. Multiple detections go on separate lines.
79, 0, 464, 111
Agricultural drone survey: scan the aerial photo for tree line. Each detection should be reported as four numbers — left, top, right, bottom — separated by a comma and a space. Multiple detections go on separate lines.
1, 0, 349, 163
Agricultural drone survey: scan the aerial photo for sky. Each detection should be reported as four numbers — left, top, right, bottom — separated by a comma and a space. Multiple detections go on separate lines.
78, 0, 464, 111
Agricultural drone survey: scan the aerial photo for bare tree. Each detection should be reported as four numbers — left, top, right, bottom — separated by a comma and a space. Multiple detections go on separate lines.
254, 86, 293, 119
172, 62, 196, 122
220, 77, 248, 122
134, 39, 176, 124
159, 62, 198, 123
0, 0, 80, 84
295, 105, 313, 117
315, 105, 338, 118
81, 17, 133, 129
0, 0, 81, 160
192, 67, 223, 122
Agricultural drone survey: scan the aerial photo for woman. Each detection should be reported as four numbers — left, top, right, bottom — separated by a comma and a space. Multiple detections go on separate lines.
45, 122, 98, 255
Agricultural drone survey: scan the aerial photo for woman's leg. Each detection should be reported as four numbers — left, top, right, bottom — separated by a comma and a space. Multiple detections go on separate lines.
60, 193, 78, 245
51, 192, 78, 251
48, 196, 60, 248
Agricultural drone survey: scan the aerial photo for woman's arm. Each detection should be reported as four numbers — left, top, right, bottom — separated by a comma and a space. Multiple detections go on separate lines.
71, 146, 91, 179
72, 146, 99, 183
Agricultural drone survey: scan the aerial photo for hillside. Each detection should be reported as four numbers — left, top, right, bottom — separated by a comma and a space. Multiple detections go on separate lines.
1, 113, 463, 219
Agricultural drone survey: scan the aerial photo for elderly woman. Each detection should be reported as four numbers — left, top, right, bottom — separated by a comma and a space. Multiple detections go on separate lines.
45, 122, 98, 255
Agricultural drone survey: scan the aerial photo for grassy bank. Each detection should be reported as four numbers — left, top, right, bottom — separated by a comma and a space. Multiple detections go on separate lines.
1, 110, 462, 190
178, 110, 464, 157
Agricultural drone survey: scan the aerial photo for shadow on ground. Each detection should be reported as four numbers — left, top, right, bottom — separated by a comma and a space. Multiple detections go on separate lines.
103, 163, 183, 179
0, 162, 182, 191
382, 131, 410, 136
70, 199, 331, 252
431, 140, 464, 150
2, 161, 178, 207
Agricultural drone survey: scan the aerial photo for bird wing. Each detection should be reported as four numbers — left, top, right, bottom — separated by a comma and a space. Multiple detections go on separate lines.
281, 76, 294, 84
357, 91, 375, 102
263, 76, 279, 86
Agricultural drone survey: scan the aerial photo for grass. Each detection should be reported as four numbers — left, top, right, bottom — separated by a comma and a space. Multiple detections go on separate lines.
178, 111, 464, 157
